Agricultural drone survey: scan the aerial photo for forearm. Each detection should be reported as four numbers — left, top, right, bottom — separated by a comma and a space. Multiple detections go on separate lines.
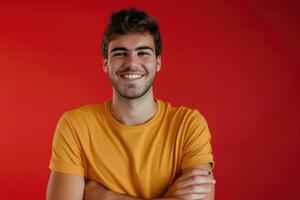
89, 191, 177, 200
83, 180, 178, 200
105, 191, 178, 200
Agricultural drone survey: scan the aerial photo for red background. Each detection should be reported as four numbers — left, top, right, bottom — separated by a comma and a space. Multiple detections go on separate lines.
1, 1, 299, 199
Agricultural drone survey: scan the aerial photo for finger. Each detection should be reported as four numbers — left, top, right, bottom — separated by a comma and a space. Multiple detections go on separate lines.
177, 176, 216, 188
179, 193, 206, 200
177, 169, 211, 182
176, 185, 211, 195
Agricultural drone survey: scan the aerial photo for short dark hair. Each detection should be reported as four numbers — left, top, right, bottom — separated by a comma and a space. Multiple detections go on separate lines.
101, 7, 162, 58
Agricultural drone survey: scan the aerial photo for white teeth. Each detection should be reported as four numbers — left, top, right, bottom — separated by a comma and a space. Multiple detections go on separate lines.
123, 74, 142, 79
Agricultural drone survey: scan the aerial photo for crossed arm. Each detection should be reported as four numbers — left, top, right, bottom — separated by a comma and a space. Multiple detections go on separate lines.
46, 164, 215, 200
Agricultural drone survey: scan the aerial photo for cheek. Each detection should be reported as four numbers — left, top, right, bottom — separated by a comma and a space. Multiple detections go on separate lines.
147, 64, 158, 74
107, 61, 119, 74
143, 60, 157, 72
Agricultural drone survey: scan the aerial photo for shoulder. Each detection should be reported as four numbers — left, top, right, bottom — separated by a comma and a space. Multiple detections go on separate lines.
158, 99, 207, 124
59, 102, 106, 125
65, 104, 101, 116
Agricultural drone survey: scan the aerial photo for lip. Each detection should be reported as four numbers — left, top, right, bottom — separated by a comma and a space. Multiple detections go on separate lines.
120, 73, 144, 76
118, 71, 145, 75
120, 73, 145, 81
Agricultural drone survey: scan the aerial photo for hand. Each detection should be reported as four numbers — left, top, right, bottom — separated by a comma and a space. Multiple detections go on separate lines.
163, 169, 216, 200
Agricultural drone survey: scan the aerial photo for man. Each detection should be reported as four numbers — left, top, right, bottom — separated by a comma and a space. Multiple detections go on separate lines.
46, 8, 215, 200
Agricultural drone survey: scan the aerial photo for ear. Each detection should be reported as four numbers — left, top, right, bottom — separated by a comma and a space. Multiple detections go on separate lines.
156, 55, 161, 72
103, 59, 108, 73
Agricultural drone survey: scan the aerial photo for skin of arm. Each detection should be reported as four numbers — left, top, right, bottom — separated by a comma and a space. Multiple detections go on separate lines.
84, 181, 179, 200
164, 163, 215, 200
46, 171, 85, 200
84, 163, 215, 200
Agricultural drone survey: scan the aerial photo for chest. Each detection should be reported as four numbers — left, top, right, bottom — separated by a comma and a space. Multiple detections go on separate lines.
82, 124, 184, 198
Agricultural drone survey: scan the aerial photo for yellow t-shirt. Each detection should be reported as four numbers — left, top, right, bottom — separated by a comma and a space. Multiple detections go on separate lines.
49, 100, 214, 198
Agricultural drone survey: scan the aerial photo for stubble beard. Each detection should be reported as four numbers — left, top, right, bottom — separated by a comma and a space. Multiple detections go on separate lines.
111, 73, 156, 100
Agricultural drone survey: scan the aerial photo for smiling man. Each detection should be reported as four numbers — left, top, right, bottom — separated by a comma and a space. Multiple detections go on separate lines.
46, 8, 215, 200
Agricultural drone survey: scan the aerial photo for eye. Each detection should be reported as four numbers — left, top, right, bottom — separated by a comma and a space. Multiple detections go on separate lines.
138, 51, 151, 56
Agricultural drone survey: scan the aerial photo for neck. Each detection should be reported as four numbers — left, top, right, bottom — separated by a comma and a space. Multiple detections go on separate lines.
110, 89, 157, 126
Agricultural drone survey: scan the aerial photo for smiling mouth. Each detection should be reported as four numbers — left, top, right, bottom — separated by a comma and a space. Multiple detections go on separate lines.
120, 73, 145, 80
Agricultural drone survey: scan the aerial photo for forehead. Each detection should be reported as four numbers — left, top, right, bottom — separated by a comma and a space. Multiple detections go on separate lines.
108, 33, 155, 51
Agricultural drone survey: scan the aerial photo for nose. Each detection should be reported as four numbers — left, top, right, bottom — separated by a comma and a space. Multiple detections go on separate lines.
125, 52, 139, 67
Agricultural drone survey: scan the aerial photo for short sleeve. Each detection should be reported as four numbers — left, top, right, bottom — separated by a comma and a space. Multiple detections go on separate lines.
181, 110, 214, 170
49, 112, 85, 176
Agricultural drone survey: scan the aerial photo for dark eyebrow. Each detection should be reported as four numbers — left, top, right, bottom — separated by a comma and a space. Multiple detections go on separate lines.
110, 47, 127, 53
110, 46, 154, 54
134, 46, 154, 52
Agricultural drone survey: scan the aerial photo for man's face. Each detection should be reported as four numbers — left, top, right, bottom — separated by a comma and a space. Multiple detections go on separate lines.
104, 33, 161, 99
